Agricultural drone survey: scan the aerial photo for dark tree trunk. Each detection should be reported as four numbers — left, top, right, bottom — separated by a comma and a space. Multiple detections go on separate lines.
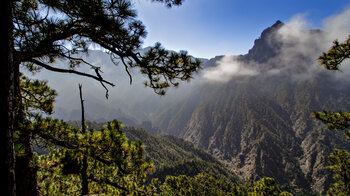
15, 117, 38, 196
0, 0, 16, 195
15, 153, 38, 196
13, 51, 38, 195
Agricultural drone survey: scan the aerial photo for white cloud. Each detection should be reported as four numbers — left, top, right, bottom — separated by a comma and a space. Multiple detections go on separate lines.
323, 8, 350, 43
275, 8, 350, 79
202, 55, 258, 82
202, 8, 350, 83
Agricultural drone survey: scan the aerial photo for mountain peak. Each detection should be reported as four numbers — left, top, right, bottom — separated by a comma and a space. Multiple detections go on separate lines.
244, 20, 284, 63
259, 20, 284, 41
272, 20, 283, 28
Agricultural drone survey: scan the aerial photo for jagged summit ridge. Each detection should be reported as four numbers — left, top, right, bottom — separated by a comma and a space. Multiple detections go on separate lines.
245, 20, 284, 63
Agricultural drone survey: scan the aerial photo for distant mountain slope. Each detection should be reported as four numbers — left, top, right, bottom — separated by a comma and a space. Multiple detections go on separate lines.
150, 21, 350, 193
122, 127, 238, 183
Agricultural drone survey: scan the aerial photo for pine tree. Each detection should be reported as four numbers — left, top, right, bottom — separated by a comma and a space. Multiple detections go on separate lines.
14, 76, 156, 195
14, 74, 56, 195
313, 36, 350, 138
318, 37, 350, 71
35, 119, 156, 195
14, 0, 200, 96
250, 177, 292, 196
313, 36, 350, 195
2, 0, 200, 194
327, 149, 350, 195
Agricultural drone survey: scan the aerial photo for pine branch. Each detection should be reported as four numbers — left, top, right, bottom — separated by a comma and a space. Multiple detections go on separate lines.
29, 58, 115, 87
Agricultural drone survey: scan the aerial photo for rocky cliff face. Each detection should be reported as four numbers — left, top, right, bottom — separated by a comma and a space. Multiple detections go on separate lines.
176, 76, 350, 193
151, 21, 350, 194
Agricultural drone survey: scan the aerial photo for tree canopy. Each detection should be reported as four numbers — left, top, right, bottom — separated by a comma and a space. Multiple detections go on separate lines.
313, 36, 350, 195
14, 0, 200, 96
318, 36, 350, 71
2, 0, 201, 195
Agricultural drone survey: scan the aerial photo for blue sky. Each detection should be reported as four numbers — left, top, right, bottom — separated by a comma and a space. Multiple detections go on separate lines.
135, 0, 350, 58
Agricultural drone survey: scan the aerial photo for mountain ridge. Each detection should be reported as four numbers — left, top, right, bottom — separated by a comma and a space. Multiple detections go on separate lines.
150, 21, 350, 193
